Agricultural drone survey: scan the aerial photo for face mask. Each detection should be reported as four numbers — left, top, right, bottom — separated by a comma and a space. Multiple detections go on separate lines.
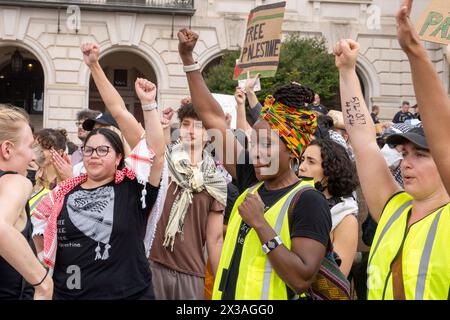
381, 144, 403, 169
314, 180, 327, 192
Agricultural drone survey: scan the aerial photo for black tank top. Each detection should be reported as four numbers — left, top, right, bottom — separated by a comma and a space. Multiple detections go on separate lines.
0, 170, 35, 300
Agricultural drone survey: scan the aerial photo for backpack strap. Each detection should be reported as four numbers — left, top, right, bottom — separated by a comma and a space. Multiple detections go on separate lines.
287, 187, 351, 300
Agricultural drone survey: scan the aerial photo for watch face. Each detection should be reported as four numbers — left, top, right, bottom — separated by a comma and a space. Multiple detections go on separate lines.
268, 240, 276, 249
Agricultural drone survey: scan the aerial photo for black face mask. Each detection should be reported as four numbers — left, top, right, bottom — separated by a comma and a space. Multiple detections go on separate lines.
27, 169, 37, 186
314, 181, 327, 192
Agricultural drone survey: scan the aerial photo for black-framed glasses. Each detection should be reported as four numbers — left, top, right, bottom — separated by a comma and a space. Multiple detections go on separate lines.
81, 145, 111, 157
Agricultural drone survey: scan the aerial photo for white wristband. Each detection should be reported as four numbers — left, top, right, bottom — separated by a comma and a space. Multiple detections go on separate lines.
142, 102, 158, 111
183, 62, 201, 73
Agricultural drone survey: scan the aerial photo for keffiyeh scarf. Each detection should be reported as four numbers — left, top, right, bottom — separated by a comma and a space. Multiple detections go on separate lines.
163, 140, 227, 251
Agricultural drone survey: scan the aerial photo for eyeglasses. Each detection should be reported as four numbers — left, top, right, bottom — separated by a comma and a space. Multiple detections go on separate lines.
81, 145, 111, 157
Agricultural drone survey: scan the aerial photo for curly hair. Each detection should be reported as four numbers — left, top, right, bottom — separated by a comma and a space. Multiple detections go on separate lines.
273, 83, 315, 108
177, 103, 200, 122
35, 128, 68, 152
309, 138, 358, 197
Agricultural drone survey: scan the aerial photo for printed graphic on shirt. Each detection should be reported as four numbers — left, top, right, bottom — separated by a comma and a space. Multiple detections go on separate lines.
66, 186, 115, 261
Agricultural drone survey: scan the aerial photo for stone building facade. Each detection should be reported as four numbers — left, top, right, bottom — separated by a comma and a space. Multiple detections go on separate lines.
0, 0, 447, 138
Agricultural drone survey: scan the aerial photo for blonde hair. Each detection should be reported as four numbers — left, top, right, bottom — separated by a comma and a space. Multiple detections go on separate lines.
0, 104, 30, 145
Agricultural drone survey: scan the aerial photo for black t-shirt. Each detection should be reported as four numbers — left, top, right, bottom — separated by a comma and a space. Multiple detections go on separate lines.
224, 182, 240, 225
371, 112, 380, 124
53, 177, 159, 300
235, 151, 331, 244
392, 111, 414, 123
220, 152, 331, 299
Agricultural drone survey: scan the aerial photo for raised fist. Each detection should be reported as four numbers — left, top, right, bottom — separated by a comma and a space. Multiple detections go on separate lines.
177, 28, 199, 63
334, 39, 360, 71
81, 43, 100, 67
135, 78, 157, 105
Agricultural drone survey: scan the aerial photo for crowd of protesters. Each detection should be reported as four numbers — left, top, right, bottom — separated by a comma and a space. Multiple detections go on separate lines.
0, 0, 449, 300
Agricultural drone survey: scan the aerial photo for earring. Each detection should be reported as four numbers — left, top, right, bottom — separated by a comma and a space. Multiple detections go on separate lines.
290, 157, 300, 173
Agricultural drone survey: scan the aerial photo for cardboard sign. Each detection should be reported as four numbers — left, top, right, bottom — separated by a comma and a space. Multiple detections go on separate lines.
212, 93, 237, 129
416, 0, 450, 45
238, 77, 261, 92
233, 1, 286, 80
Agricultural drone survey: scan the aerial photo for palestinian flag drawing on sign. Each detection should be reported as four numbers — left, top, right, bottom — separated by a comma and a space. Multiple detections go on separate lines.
233, 1, 287, 80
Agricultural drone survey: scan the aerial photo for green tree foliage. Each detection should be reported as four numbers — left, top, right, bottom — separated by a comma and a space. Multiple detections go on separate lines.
203, 34, 340, 109
202, 50, 241, 95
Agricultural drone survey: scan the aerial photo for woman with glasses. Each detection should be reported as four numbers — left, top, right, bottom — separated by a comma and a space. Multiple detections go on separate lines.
30, 44, 166, 299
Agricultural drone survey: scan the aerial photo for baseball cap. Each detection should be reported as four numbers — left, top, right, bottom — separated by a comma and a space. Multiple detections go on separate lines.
309, 104, 329, 115
82, 112, 119, 131
385, 126, 428, 150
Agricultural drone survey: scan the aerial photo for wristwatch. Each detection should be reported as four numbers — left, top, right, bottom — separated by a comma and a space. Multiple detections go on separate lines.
142, 102, 158, 111
262, 236, 283, 254
183, 62, 201, 73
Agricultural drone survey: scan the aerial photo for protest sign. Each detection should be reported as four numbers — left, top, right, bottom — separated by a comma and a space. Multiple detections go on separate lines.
233, 1, 286, 80
212, 93, 237, 129
238, 78, 261, 92
416, 0, 450, 45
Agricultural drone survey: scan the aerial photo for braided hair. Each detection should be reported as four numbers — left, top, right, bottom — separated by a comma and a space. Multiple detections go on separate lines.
273, 83, 315, 109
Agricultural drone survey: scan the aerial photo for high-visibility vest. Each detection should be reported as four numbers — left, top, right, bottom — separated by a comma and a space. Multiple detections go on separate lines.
367, 192, 450, 300
28, 187, 50, 215
212, 179, 314, 300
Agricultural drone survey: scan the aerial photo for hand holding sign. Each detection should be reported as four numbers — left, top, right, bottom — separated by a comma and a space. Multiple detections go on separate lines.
245, 73, 261, 93
238, 72, 261, 93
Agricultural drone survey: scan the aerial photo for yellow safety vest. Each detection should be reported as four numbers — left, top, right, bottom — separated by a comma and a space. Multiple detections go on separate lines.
28, 187, 50, 216
212, 179, 314, 300
367, 192, 450, 300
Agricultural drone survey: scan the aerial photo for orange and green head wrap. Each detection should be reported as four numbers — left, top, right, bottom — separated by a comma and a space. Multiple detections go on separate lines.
260, 95, 318, 159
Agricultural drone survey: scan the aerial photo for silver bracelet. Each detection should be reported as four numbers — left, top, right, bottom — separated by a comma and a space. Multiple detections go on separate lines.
183, 62, 201, 73
142, 102, 158, 111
